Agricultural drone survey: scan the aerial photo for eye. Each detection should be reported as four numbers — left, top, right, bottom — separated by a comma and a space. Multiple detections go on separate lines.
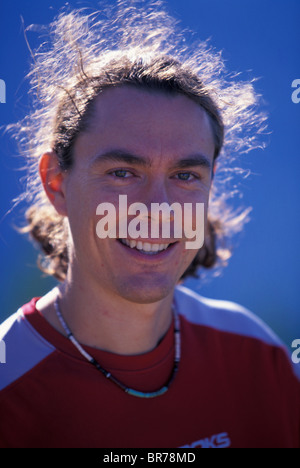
111, 169, 132, 178
175, 172, 198, 181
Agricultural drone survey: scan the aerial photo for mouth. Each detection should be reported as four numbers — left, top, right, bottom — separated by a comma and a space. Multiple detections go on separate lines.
118, 238, 176, 256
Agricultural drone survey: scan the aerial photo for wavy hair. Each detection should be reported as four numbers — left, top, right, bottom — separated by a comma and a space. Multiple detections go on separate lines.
8, 0, 267, 281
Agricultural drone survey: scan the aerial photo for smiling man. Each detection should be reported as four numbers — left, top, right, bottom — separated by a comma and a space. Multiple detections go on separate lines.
0, 3, 299, 448
37, 86, 214, 356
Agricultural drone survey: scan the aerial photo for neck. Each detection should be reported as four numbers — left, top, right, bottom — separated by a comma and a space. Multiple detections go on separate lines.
37, 273, 175, 356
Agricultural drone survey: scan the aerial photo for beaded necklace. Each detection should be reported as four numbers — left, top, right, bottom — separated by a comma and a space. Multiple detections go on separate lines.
54, 299, 181, 398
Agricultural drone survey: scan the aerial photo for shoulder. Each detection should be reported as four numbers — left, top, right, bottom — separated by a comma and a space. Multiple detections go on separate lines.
175, 285, 281, 347
175, 284, 300, 381
0, 302, 55, 393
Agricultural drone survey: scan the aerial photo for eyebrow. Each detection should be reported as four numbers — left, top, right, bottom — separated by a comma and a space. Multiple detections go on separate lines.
91, 149, 212, 170
172, 155, 212, 171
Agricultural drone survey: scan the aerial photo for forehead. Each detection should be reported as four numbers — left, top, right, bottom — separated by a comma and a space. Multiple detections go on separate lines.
74, 85, 215, 163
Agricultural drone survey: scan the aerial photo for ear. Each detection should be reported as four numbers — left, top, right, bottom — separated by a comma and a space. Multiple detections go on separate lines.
212, 161, 217, 179
39, 151, 68, 216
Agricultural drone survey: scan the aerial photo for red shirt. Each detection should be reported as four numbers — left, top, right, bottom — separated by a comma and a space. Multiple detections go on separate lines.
0, 286, 299, 448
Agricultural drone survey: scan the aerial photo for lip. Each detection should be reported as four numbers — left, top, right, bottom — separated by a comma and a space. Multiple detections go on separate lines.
116, 238, 180, 263
119, 237, 178, 245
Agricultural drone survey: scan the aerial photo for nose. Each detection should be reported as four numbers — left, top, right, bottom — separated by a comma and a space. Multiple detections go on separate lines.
138, 178, 181, 240
143, 175, 171, 207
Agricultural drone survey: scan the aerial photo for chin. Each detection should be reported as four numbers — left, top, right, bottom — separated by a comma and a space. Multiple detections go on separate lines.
116, 274, 177, 304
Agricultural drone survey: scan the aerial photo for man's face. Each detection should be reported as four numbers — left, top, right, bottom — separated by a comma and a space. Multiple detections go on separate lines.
62, 86, 215, 304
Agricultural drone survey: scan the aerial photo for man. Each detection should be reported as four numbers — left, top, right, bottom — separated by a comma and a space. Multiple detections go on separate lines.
0, 3, 299, 448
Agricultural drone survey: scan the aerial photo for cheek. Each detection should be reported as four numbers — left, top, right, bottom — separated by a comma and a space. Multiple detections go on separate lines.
64, 179, 100, 245
172, 245, 199, 277
66, 172, 103, 215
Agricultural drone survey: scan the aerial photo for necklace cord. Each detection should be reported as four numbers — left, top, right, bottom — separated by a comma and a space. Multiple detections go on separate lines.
54, 298, 181, 399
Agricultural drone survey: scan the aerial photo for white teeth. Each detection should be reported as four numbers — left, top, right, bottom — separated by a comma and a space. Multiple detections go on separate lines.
129, 240, 137, 249
121, 239, 137, 249
120, 239, 170, 254
143, 243, 152, 252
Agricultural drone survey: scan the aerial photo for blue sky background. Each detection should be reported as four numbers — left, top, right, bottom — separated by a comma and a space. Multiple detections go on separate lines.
0, 0, 299, 347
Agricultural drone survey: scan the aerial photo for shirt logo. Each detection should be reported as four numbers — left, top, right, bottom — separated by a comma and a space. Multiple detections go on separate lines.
180, 432, 231, 449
